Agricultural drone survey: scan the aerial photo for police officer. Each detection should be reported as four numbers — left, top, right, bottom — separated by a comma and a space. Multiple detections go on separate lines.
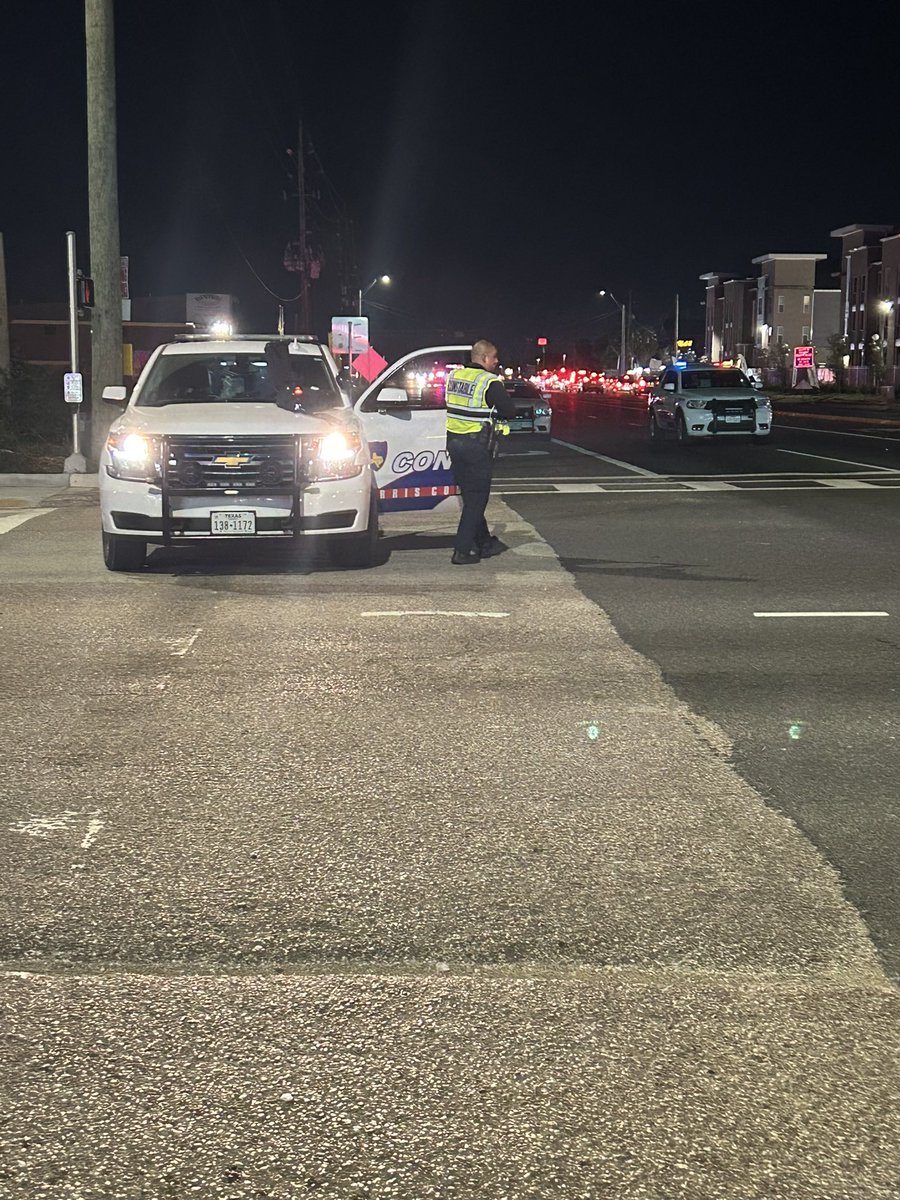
445, 339, 517, 565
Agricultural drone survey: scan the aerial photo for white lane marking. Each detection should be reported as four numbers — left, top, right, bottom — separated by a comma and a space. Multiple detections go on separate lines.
753, 611, 889, 618
362, 610, 510, 618
816, 478, 878, 489
550, 438, 661, 477
499, 469, 893, 481
10, 810, 103, 840
170, 628, 202, 657
778, 423, 900, 444
11, 812, 81, 838
777, 448, 899, 472
681, 480, 739, 491
0, 509, 55, 536
80, 819, 105, 849
553, 483, 605, 493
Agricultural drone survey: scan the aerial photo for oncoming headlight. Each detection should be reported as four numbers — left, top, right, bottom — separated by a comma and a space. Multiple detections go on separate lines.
106, 432, 161, 482
310, 429, 364, 481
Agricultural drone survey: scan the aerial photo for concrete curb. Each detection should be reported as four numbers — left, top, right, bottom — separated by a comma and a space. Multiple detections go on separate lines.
0, 473, 69, 487
776, 410, 900, 428
0, 472, 99, 487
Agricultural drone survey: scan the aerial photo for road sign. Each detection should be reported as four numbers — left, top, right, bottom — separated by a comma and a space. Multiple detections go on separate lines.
351, 347, 388, 382
793, 345, 815, 369
331, 316, 369, 355
536, 337, 548, 347
64, 372, 84, 405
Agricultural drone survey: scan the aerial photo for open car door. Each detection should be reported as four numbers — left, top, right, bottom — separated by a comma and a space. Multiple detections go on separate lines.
354, 345, 470, 512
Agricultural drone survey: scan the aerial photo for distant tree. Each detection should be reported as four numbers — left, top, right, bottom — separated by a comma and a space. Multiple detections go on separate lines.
629, 325, 661, 367
825, 334, 848, 391
865, 334, 885, 387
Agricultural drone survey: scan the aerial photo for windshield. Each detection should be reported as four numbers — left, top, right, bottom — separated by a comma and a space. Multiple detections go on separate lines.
136, 352, 343, 411
505, 382, 542, 398
682, 370, 751, 389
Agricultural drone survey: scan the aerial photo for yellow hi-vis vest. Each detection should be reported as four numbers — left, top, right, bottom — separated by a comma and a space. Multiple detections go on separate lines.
445, 366, 498, 435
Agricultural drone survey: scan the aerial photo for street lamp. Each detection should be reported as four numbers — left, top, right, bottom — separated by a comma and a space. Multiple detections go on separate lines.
598, 289, 628, 373
359, 274, 391, 316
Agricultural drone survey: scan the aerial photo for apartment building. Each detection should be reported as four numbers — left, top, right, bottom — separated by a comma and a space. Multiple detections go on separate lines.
751, 254, 827, 353
831, 224, 889, 365
701, 254, 840, 365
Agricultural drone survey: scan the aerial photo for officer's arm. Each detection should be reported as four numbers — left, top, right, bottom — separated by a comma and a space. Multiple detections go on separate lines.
486, 379, 517, 419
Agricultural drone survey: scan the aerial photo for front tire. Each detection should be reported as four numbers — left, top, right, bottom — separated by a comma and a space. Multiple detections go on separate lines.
329, 491, 379, 569
102, 530, 146, 572
648, 411, 664, 451
675, 412, 692, 446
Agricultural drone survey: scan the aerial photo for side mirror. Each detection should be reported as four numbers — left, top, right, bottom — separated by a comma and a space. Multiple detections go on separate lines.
102, 385, 129, 406
663, 382, 676, 392
376, 386, 409, 407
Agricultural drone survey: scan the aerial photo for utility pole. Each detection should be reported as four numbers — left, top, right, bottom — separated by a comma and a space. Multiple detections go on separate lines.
619, 302, 626, 374
297, 118, 310, 332
85, 0, 123, 466
0, 232, 10, 388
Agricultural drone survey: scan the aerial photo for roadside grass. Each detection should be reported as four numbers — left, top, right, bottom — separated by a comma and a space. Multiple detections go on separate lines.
0, 360, 74, 472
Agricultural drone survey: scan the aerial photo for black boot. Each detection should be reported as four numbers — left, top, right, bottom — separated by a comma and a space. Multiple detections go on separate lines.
451, 549, 481, 565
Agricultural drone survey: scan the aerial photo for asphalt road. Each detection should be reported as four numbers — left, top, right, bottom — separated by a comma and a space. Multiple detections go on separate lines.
2, 410, 900, 1198
501, 398, 900, 979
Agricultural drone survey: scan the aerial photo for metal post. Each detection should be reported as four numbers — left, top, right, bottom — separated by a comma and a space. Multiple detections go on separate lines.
65, 231, 85, 467
619, 301, 626, 373
674, 292, 679, 357
0, 232, 10, 383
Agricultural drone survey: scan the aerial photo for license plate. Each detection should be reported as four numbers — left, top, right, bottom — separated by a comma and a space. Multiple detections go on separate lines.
210, 510, 256, 534
725, 415, 742, 424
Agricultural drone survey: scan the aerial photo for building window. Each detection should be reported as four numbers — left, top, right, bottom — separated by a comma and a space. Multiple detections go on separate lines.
801, 325, 810, 343
803, 295, 811, 313
777, 295, 785, 313
776, 326, 784, 341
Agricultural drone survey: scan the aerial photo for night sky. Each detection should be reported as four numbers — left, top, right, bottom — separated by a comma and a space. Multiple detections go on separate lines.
3, 0, 898, 362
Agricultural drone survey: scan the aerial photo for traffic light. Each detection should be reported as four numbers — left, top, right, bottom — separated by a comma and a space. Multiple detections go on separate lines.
77, 276, 95, 308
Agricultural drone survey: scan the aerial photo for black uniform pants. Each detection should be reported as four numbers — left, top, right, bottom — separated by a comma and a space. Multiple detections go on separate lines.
447, 431, 493, 554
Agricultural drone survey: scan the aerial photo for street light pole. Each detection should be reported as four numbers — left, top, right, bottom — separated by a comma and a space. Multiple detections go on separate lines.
598, 289, 627, 373
358, 274, 391, 316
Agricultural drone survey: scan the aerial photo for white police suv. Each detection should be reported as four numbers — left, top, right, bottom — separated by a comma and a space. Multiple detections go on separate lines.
100, 338, 526, 571
100, 335, 378, 570
648, 364, 772, 448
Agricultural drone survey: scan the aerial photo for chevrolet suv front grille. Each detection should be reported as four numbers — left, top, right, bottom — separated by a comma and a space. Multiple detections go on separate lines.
163, 436, 298, 493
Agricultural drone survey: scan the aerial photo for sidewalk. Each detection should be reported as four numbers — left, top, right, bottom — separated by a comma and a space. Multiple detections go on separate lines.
773, 392, 900, 426
0, 473, 96, 510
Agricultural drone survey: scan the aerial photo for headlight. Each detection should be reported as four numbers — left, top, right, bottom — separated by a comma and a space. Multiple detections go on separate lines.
756, 397, 772, 408
105, 432, 161, 482
534, 406, 551, 416
685, 399, 708, 409
310, 429, 364, 481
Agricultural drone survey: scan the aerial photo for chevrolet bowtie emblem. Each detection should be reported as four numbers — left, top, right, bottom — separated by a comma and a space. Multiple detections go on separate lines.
213, 454, 251, 467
